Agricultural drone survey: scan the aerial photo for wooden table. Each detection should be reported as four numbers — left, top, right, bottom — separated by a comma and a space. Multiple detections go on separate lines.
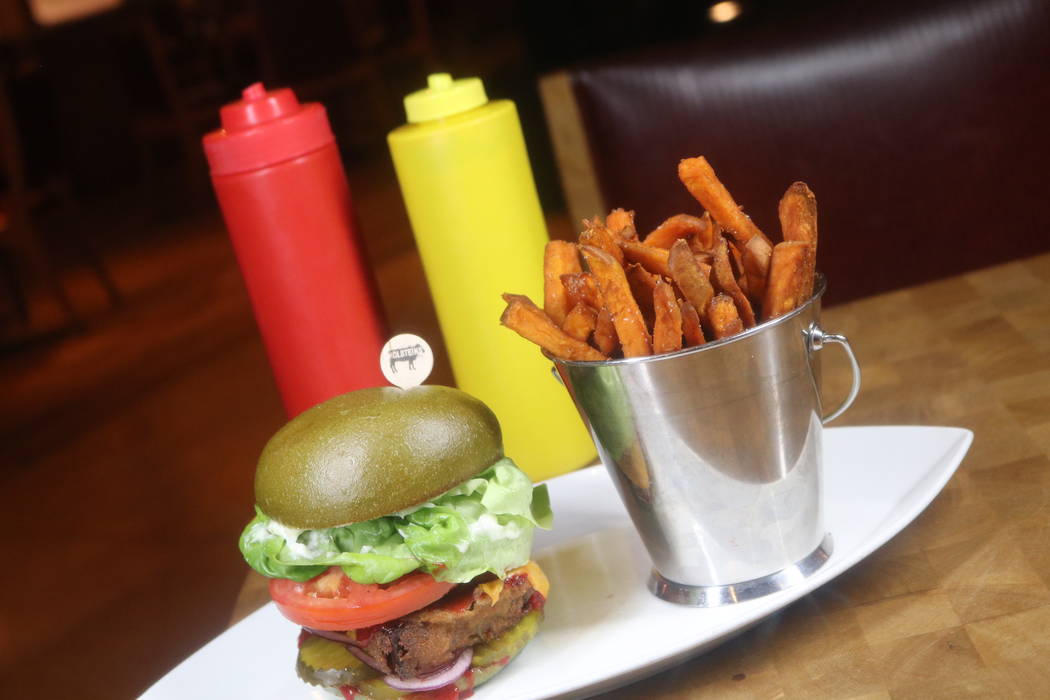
231, 253, 1050, 698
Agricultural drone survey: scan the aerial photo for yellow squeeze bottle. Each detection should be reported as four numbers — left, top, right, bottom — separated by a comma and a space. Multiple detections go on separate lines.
387, 73, 594, 481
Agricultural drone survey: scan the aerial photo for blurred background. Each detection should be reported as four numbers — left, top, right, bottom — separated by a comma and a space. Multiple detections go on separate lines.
0, 0, 1046, 698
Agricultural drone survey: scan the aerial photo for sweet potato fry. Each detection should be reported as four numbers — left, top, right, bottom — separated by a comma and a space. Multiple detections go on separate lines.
560, 272, 602, 311
778, 182, 817, 299
677, 157, 771, 246
779, 182, 818, 247
799, 244, 816, 301
621, 240, 672, 278
644, 213, 710, 250
652, 280, 683, 354
580, 245, 652, 357
562, 303, 598, 342
668, 239, 714, 321
725, 237, 749, 295
625, 263, 658, 328
694, 251, 714, 268
742, 235, 773, 302
680, 300, 705, 346
606, 208, 637, 241
761, 241, 813, 321
543, 241, 581, 326
696, 211, 719, 251
678, 157, 772, 297
579, 219, 625, 265
711, 237, 756, 328
687, 212, 720, 255
708, 293, 744, 339
594, 307, 619, 356
500, 293, 606, 361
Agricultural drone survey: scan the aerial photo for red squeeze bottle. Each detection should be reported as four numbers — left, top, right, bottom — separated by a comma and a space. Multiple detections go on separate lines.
203, 83, 386, 417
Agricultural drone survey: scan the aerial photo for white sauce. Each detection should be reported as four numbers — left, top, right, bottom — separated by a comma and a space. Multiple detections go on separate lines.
266, 519, 326, 560
468, 513, 522, 541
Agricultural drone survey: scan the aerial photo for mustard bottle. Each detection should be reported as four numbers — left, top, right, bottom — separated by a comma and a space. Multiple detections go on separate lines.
387, 73, 595, 481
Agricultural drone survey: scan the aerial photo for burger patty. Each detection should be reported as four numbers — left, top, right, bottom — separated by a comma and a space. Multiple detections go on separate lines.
358, 575, 539, 679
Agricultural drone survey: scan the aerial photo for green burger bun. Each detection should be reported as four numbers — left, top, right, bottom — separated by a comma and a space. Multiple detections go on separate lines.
255, 385, 504, 529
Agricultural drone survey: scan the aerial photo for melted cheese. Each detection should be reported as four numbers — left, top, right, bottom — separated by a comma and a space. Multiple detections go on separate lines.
477, 578, 504, 604
478, 560, 550, 605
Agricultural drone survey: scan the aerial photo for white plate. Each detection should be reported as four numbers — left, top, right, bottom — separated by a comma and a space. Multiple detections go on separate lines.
141, 426, 972, 700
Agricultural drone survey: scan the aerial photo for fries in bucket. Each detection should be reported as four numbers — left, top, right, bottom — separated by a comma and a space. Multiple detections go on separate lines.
499, 156, 821, 361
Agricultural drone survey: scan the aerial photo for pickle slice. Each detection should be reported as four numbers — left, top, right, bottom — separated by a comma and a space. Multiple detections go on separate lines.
348, 677, 406, 700
473, 609, 542, 667
296, 635, 378, 688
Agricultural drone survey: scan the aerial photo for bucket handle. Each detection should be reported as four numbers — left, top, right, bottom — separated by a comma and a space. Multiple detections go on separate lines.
809, 325, 861, 424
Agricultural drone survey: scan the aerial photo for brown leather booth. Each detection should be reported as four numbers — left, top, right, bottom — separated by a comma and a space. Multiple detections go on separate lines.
540, 0, 1050, 305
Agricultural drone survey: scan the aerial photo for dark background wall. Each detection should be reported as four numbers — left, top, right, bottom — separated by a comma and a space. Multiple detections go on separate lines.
7, 0, 834, 215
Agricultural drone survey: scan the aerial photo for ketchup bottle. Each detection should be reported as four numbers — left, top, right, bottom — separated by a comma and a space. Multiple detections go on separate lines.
203, 83, 386, 417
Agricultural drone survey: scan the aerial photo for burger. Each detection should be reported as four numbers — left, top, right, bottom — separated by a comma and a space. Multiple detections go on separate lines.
238, 385, 552, 699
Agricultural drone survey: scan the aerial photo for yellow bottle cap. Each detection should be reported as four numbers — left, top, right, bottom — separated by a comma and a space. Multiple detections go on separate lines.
403, 73, 488, 123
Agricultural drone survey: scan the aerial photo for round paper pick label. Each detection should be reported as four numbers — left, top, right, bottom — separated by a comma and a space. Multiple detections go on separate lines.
380, 334, 434, 389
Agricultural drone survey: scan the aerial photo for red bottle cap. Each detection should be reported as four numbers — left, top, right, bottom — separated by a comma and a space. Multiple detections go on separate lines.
203, 83, 334, 176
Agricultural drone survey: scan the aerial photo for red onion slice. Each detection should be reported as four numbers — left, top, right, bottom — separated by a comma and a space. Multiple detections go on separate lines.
346, 644, 390, 674
383, 648, 473, 692
301, 627, 389, 674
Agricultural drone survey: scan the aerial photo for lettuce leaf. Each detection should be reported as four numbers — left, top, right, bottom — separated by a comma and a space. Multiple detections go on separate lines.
238, 457, 552, 584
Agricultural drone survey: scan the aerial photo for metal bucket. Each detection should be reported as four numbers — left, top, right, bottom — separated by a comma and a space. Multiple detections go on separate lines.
552, 276, 861, 606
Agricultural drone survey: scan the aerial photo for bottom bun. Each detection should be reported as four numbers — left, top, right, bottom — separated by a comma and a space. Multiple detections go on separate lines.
303, 608, 543, 700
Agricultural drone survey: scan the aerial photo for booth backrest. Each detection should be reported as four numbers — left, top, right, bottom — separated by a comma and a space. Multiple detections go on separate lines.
540, 0, 1050, 304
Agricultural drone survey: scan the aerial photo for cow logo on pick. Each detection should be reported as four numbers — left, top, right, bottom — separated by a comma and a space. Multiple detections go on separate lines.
380, 334, 434, 389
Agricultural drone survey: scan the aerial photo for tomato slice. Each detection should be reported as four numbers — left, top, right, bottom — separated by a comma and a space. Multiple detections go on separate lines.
270, 567, 455, 630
